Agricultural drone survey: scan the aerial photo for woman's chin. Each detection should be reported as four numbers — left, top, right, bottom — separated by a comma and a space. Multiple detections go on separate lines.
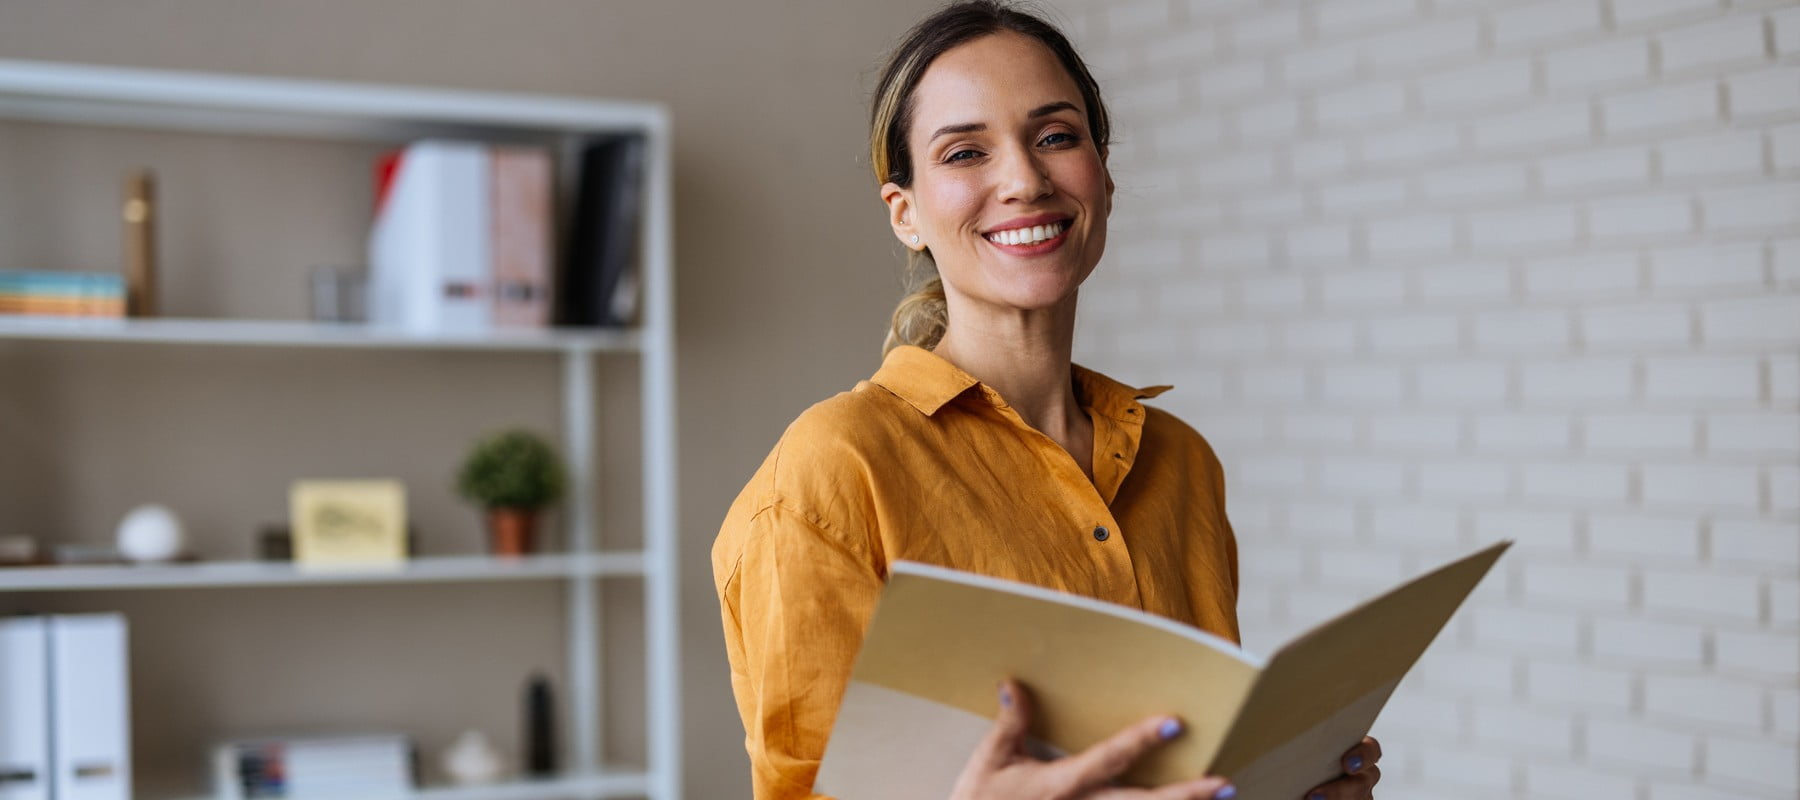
972, 286, 1085, 316
941, 257, 1095, 317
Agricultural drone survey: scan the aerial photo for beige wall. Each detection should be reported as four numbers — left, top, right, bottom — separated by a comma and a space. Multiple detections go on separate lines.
0, 0, 938, 795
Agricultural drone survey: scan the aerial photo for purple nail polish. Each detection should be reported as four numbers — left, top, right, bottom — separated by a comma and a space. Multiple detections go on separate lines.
999, 685, 1012, 708
1348, 755, 1364, 771
1214, 785, 1236, 800
1158, 718, 1182, 740
1309, 793, 1324, 800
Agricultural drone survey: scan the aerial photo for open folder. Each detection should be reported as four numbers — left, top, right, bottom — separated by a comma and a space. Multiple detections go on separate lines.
816, 541, 1511, 799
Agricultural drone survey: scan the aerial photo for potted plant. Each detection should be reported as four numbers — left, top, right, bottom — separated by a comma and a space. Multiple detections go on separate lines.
456, 429, 565, 556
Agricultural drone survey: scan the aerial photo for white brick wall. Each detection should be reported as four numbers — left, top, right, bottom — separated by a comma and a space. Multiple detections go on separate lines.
1064, 0, 1800, 797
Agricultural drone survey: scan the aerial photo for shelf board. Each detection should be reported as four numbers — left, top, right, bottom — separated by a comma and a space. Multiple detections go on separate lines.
0, 58, 666, 142
170, 769, 650, 800
0, 316, 641, 353
409, 770, 651, 800
0, 552, 645, 591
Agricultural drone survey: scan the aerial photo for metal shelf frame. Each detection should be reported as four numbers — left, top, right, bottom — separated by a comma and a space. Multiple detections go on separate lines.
0, 58, 681, 800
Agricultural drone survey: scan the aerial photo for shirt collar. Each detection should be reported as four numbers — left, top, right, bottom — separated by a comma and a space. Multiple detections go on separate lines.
1073, 363, 1172, 422
871, 345, 1171, 418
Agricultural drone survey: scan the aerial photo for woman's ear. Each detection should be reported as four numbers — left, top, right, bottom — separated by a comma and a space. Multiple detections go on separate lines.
881, 181, 923, 251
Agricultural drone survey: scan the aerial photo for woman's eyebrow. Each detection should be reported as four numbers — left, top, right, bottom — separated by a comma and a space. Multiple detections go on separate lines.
929, 121, 986, 143
927, 101, 1080, 145
1027, 100, 1078, 119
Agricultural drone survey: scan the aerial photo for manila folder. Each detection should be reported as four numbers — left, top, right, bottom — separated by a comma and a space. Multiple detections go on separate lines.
815, 541, 1510, 799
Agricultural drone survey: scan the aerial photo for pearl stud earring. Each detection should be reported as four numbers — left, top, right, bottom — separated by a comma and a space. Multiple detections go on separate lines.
910, 234, 920, 244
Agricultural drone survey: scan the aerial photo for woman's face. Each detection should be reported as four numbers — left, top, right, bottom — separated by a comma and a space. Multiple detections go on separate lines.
883, 31, 1112, 317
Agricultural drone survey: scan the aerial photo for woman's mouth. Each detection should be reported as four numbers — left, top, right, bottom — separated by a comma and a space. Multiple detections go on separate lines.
982, 219, 1071, 253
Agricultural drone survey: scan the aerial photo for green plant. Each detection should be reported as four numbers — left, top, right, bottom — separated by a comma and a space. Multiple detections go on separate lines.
456, 429, 565, 510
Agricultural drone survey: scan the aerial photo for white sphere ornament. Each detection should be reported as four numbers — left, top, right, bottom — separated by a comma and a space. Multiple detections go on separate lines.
442, 730, 506, 785
115, 504, 185, 563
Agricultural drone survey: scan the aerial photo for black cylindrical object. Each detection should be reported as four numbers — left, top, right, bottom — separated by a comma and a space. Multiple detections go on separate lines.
525, 673, 557, 775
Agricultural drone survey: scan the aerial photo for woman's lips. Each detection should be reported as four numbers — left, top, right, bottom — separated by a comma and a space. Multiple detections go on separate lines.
982, 220, 1071, 255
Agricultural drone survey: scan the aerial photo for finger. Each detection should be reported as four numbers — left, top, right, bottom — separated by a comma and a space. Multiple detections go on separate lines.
1340, 737, 1379, 775
969, 678, 1034, 769
1088, 775, 1234, 800
1302, 765, 1380, 800
1053, 713, 1186, 790
1145, 776, 1235, 800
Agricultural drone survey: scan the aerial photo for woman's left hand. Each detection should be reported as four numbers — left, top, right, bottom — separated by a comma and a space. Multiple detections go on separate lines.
1300, 736, 1381, 799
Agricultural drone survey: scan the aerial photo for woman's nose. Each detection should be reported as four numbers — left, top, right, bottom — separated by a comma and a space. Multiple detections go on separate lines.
996, 147, 1053, 203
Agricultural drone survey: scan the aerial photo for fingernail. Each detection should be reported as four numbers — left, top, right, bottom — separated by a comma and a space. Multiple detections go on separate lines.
1157, 718, 1182, 740
1214, 785, 1236, 800
999, 684, 1012, 708
1308, 793, 1324, 800
1348, 755, 1364, 772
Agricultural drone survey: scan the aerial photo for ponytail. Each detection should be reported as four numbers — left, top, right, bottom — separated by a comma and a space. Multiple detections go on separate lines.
882, 251, 947, 355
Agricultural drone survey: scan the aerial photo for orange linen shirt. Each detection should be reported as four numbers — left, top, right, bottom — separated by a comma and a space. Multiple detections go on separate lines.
713, 345, 1242, 799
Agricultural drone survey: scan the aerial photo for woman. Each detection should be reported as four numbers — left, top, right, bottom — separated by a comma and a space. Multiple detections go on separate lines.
714, 3, 1383, 798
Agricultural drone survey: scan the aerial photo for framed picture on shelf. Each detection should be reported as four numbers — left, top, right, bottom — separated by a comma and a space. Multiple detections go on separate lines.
289, 480, 407, 567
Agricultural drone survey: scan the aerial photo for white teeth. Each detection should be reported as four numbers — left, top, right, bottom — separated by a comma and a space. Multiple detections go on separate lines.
988, 221, 1066, 246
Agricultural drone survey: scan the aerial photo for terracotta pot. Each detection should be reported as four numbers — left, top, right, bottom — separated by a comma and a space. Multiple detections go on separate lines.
487, 507, 538, 556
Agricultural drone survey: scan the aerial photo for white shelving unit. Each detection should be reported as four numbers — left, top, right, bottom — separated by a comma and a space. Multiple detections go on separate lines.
175, 769, 652, 800
0, 60, 680, 800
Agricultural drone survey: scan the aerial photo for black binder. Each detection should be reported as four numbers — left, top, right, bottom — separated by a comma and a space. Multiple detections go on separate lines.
559, 133, 646, 327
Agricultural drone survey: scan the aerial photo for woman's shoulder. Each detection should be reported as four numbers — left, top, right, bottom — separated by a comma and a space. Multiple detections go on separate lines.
723, 382, 918, 521
778, 378, 922, 466
713, 381, 916, 581
1138, 403, 1226, 469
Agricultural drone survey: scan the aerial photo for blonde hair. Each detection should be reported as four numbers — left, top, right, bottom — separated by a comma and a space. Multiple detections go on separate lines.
870, 1, 1111, 356
883, 252, 947, 355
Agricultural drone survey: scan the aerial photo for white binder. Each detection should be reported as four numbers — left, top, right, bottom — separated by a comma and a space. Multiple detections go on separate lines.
49, 614, 131, 800
368, 140, 493, 332
0, 617, 50, 800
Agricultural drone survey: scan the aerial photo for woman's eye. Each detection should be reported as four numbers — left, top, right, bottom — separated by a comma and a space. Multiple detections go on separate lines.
946, 148, 981, 163
1040, 131, 1077, 147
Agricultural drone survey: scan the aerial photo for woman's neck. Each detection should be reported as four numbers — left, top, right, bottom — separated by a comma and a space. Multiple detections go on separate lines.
932, 296, 1086, 449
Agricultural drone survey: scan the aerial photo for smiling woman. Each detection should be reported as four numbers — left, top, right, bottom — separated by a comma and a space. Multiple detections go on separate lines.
872, 6, 1112, 358
712, 3, 1381, 799
882, 32, 1111, 350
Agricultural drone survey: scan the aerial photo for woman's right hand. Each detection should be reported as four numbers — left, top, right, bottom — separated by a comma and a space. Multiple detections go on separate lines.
949, 679, 1237, 800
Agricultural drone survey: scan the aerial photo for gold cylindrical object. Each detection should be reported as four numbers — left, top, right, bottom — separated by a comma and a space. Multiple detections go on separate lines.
123, 169, 157, 317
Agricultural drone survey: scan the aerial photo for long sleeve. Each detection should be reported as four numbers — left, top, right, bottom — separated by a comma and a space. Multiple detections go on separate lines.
716, 501, 885, 799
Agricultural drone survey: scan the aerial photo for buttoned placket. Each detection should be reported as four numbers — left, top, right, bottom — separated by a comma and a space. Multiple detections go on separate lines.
979, 386, 1144, 610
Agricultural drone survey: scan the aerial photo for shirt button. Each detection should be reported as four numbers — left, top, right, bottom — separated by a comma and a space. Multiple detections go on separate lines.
1092, 526, 1110, 542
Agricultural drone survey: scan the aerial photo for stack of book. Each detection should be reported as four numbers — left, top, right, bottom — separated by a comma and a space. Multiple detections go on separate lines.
366, 135, 645, 333
0, 270, 126, 317
213, 734, 414, 799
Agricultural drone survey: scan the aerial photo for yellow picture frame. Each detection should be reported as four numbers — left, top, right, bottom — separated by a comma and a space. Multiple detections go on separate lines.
290, 480, 408, 567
